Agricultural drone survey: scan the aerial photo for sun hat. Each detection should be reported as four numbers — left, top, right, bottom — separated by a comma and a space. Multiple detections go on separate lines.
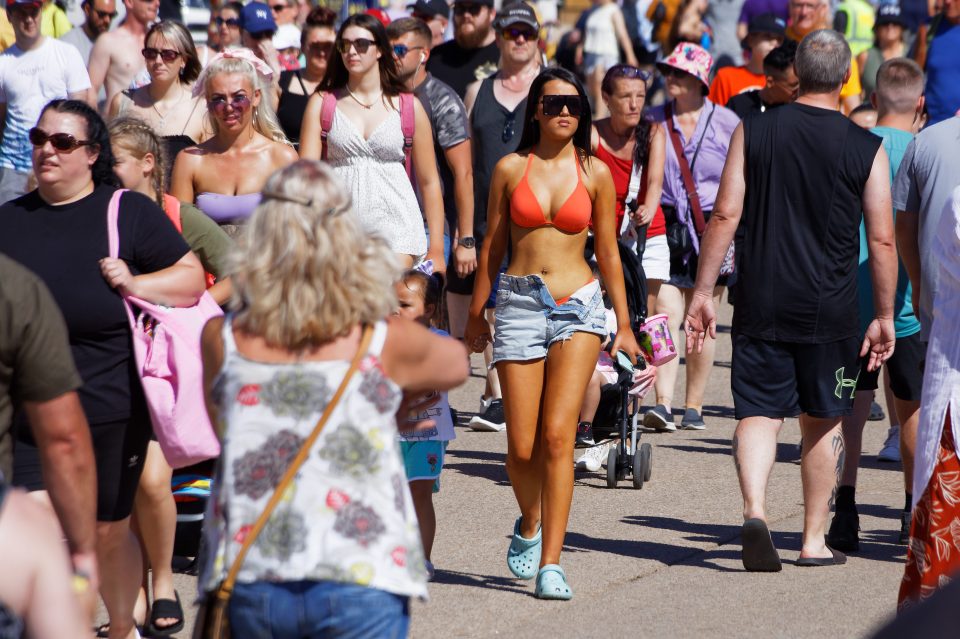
657, 42, 713, 88
273, 23, 301, 50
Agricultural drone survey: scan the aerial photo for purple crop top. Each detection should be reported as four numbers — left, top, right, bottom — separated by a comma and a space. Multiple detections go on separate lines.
196, 192, 262, 224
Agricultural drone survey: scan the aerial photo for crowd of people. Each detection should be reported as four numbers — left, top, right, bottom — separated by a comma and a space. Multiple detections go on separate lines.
0, 0, 957, 635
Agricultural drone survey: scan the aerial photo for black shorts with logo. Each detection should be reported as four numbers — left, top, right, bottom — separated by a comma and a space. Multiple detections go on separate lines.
732, 333, 861, 420
855, 331, 925, 402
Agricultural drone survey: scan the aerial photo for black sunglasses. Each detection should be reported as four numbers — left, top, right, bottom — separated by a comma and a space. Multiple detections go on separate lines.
660, 66, 692, 79
453, 3, 484, 16
271, 3, 287, 11
29, 127, 95, 152
541, 94, 583, 117
392, 43, 424, 58
501, 27, 537, 41
93, 8, 117, 19
248, 30, 276, 40
215, 16, 240, 27
337, 37, 376, 54
502, 112, 516, 143
306, 41, 334, 56
142, 47, 180, 62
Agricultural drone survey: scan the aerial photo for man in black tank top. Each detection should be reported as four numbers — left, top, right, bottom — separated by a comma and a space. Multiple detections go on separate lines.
685, 30, 899, 572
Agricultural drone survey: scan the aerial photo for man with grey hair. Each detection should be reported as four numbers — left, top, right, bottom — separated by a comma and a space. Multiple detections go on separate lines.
685, 29, 899, 572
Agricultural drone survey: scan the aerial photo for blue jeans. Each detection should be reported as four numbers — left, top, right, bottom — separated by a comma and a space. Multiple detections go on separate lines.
228, 581, 410, 638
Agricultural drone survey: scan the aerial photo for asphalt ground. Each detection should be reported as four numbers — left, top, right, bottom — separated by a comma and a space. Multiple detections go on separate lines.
126, 302, 908, 638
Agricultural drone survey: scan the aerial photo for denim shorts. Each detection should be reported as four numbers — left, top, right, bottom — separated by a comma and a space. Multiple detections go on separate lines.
492, 274, 607, 364
228, 580, 409, 639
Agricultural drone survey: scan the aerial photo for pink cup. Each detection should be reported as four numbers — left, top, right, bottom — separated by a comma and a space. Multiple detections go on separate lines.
639, 313, 677, 366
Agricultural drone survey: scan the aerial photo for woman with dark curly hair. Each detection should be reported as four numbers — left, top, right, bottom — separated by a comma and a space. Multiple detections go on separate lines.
300, 13, 446, 272
464, 67, 642, 600
0, 99, 205, 639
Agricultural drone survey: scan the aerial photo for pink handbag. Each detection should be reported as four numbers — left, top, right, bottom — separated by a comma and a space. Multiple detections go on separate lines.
107, 189, 222, 468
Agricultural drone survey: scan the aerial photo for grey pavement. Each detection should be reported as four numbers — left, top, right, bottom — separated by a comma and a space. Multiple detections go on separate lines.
145, 302, 906, 638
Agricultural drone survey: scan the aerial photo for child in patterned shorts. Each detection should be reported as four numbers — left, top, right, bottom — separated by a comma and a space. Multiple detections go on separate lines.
394, 270, 455, 579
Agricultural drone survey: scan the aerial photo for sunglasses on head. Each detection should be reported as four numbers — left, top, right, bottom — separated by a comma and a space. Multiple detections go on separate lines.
93, 8, 118, 19
501, 26, 537, 41
337, 37, 376, 54
541, 94, 583, 117
607, 65, 651, 83
142, 47, 180, 62
392, 43, 424, 58
453, 3, 483, 16
215, 16, 240, 27
306, 41, 334, 56
29, 127, 95, 152
207, 94, 251, 116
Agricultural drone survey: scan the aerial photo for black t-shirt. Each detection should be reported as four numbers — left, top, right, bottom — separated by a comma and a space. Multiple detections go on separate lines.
734, 103, 882, 343
0, 185, 190, 423
426, 40, 499, 100
726, 90, 768, 120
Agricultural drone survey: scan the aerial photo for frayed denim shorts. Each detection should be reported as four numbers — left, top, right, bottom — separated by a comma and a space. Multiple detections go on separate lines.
492, 274, 607, 364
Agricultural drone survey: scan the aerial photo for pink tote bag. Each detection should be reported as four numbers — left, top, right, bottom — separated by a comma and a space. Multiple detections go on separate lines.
107, 189, 221, 468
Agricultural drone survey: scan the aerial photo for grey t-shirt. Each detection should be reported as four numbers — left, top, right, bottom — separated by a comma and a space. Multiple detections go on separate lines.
59, 26, 94, 65
415, 74, 470, 234
705, 0, 746, 68
891, 116, 960, 339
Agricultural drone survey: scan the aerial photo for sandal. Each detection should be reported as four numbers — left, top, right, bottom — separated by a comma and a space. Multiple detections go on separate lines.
506, 516, 541, 580
741, 518, 782, 572
796, 545, 847, 567
535, 564, 573, 600
145, 591, 184, 637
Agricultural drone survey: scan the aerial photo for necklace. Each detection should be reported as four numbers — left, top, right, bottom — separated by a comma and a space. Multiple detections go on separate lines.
151, 86, 186, 130
346, 87, 382, 110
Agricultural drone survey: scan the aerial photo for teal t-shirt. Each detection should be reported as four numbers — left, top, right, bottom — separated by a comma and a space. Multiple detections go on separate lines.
857, 126, 921, 338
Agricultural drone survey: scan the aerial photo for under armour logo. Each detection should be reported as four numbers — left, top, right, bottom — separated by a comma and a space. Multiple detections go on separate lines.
834, 367, 858, 399
128, 455, 140, 468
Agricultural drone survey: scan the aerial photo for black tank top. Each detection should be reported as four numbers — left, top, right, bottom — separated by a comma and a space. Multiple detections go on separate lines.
162, 135, 195, 192
470, 75, 527, 240
734, 103, 882, 343
277, 71, 311, 146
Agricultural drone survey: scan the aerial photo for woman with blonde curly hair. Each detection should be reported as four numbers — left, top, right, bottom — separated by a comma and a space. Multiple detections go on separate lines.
171, 50, 298, 235
198, 159, 468, 637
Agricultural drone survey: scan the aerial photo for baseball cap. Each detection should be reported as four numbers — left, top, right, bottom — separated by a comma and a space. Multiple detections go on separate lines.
240, 2, 277, 34
875, 4, 907, 27
408, 0, 450, 20
741, 12, 786, 48
273, 23, 301, 50
454, 0, 494, 8
494, 1, 539, 32
6, 0, 42, 8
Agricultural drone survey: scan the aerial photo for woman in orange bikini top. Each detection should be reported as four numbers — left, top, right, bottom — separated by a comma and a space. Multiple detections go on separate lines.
465, 67, 641, 600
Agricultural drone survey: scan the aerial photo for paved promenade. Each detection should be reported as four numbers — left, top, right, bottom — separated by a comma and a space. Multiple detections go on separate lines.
158, 302, 907, 638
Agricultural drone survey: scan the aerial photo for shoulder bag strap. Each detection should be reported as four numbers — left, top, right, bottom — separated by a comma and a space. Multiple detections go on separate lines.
213, 324, 374, 604
107, 189, 139, 330
665, 102, 714, 235
399, 93, 416, 182
320, 91, 337, 162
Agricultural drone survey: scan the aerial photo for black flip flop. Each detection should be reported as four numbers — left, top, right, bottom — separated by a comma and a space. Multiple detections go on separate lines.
741, 518, 783, 572
145, 591, 184, 637
796, 545, 847, 567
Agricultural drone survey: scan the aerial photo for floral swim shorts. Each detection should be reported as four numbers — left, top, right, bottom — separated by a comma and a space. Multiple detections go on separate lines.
399, 440, 447, 492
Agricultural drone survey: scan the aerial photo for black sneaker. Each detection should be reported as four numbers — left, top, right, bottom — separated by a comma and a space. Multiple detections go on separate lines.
575, 422, 595, 448
469, 398, 506, 432
898, 511, 912, 545
826, 508, 860, 552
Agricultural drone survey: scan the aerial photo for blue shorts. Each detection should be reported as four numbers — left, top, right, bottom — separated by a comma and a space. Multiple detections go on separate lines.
399, 440, 447, 492
492, 274, 607, 364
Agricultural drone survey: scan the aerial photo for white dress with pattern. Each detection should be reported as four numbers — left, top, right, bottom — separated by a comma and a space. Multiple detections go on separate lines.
326, 107, 427, 257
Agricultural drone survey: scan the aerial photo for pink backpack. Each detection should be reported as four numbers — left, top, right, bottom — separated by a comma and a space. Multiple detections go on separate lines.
107, 190, 222, 468
320, 91, 416, 182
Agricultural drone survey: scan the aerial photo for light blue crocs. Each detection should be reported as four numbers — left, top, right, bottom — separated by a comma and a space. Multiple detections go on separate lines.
506, 516, 541, 580
535, 564, 573, 600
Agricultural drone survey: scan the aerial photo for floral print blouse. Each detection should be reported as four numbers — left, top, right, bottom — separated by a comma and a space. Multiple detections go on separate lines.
199, 319, 428, 599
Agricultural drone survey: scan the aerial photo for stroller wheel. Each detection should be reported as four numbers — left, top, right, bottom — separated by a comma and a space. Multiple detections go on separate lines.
632, 448, 645, 489
606, 448, 618, 488
641, 443, 653, 482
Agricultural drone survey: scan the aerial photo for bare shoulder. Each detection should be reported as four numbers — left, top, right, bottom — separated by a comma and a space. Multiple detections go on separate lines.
583, 154, 612, 180
494, 152, 526, 176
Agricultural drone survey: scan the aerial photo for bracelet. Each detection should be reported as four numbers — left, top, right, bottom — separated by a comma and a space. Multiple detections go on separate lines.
72, 568, 92, 595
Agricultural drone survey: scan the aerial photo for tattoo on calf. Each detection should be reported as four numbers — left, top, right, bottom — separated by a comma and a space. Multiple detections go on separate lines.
828, 433, 845, 510
732, 434, 741, 473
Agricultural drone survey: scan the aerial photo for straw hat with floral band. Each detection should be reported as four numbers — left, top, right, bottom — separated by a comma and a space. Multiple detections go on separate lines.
656, 42, 713, 93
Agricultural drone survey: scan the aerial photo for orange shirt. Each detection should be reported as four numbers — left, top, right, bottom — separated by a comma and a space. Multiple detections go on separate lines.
709, 66, 766, 107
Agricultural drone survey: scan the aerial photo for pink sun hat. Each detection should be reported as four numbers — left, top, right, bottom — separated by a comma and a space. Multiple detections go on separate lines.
657, 42, 714, 88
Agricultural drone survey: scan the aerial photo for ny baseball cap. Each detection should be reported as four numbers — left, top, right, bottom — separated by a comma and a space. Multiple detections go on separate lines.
240, 2, 277, 34
494, 1, 539, 32
741, 13, 786, 48
408, 0, 450, 20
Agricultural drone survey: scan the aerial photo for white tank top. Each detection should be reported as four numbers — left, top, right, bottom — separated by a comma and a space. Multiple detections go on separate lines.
584, 3, 622, 57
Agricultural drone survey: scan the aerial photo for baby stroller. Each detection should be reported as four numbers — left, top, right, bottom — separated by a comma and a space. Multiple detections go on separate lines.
584, 240, 655, 489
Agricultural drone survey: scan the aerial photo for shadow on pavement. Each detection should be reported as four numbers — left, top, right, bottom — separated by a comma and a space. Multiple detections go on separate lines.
431, 569, 532, 595
561, 530, 743, 573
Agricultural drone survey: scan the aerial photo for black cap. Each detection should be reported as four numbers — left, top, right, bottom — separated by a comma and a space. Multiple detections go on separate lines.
407, 0, 450, 19
875, 3, 907, 27
741, 12, 786, 49
454, 0, 493, 7
493, 1, 539, 31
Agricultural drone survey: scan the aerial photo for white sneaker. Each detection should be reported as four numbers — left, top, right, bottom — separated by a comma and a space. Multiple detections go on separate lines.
878, 424, 901, 462
576, 441, 611, 472
469, 398, 506, 432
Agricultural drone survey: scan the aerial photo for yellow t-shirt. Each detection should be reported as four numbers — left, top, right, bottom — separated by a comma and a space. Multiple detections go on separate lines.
41, 2, 72, 38
840, 56, 862, 99
0, 12, 15, 51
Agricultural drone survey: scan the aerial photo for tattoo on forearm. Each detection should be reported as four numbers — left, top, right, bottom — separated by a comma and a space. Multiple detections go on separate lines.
732, 434, 741, 473
828, 433, 845, 510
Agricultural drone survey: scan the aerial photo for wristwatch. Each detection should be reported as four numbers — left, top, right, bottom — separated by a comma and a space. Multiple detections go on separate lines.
459, 236, 476, 249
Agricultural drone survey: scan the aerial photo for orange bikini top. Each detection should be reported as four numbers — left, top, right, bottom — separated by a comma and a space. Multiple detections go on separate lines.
510, 150, 592, 234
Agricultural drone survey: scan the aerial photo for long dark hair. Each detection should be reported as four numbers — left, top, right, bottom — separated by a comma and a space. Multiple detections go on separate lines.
633, 115, 654, 169
319, 14, 406, 96
40, 99, 119, 187
516, 67, 593, 167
